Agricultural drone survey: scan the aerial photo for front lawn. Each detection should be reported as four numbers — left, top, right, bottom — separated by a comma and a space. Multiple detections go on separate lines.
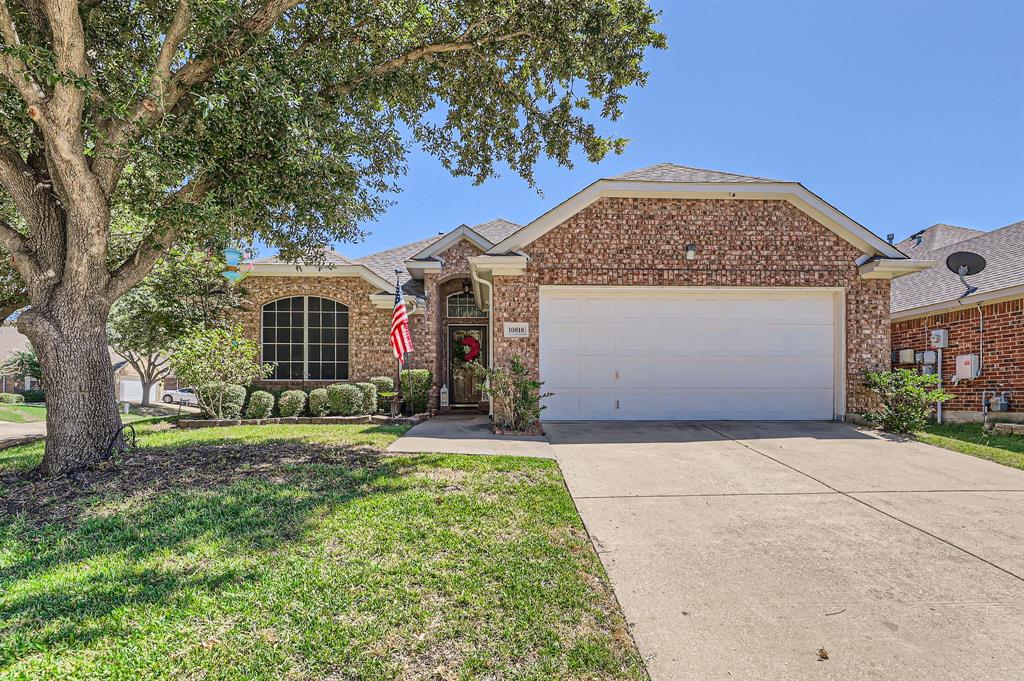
0, 402, 179, 426
918, 422, 1024, 470
0, 423, 644, 680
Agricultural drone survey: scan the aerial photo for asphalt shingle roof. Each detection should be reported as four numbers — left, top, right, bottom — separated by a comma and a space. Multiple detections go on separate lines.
251, 248, 357, 266
891, 220, 1024, 314
895, 223, 984, 259
609, 163, 783, 184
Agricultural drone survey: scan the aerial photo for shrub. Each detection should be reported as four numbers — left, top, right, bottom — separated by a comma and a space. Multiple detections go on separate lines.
0, 392, 25, 403
198, 382, 246, 418
479, 357, 552, 432
308, 388, 331, 416
864, 369, 954, 434
400, 369, 432, 415
21, 389, 44, 403
278, 390, 307, 417
368, 376, 394, 394
245, 390, 275, 419
354, 382, 377, 415
328, 383, 363, 416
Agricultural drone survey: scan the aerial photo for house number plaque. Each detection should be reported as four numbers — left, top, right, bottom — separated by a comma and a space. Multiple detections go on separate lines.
503, 322, 530, 338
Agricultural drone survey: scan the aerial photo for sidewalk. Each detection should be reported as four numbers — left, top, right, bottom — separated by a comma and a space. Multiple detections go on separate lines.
387, 415, 555, 458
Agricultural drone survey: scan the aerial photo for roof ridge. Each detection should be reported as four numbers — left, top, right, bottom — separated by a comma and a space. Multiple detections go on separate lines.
925, 219, 1024, 253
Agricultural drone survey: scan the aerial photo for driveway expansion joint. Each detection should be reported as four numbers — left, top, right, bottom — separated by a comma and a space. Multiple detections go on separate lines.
699, 422, 1024, 583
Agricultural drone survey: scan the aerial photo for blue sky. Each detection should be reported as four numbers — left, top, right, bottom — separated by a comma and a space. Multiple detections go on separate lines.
316, 0, 1024, 259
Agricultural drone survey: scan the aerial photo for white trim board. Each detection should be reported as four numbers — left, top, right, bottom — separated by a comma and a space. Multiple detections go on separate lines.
488, 180, 908, 260
248, 262, 396, 293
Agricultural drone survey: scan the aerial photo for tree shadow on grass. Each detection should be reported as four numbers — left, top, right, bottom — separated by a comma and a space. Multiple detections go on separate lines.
0, 438, 424, 667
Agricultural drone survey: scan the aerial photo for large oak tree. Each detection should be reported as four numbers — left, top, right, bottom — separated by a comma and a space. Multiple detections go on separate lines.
0, 0, 663, 475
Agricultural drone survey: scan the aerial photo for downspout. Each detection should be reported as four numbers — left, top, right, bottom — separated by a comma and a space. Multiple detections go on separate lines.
470, 266, 494, 418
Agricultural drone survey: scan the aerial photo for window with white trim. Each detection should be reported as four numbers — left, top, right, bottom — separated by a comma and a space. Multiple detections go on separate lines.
446, 291, 486, 318
261, 296, 349, 380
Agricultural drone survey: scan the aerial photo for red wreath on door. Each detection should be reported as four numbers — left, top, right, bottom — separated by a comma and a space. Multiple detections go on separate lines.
460, 335, 481, 361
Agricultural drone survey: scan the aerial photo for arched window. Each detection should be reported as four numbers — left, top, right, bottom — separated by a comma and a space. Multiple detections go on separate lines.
446, 290, 486, 318
262, 296, 349, 380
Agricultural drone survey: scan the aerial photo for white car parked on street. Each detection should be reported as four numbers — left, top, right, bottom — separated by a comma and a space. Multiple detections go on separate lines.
162, 387, 199, 406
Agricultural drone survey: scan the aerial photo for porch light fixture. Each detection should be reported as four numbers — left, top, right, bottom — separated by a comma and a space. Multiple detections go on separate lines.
684, 243, 697, 261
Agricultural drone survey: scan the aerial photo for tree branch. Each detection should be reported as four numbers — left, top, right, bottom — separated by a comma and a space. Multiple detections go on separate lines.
104, 176, 211, 298
329, 30, 530, 96
93, 0, 302, 194
0, 0, 47, 105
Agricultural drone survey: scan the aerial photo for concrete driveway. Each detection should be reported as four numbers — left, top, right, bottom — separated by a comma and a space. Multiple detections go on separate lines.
547, 421, 1024, 681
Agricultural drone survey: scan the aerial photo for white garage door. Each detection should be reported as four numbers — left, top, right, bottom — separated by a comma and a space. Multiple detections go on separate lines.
119, 379, 159, 403
539, 288, 841, 421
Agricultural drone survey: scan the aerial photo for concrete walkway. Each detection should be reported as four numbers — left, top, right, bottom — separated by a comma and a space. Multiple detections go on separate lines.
547, 421, 1024, 681
0, 421, 46, 449
387, 415, 555, 458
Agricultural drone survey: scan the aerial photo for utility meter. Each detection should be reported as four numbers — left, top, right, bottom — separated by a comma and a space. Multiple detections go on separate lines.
929, 329, 949, 349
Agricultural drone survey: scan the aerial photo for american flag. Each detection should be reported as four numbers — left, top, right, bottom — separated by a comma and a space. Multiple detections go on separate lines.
390, 282, 413, 364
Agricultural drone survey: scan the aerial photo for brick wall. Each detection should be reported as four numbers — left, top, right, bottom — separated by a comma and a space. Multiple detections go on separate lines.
235, 275, 429, 389
891, 297, 1023, 413
490, 197, 891, 415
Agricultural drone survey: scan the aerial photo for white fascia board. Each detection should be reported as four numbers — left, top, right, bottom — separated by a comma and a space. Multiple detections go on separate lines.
486, 180, 907, 260
468, 254, 528, 276
410, 224, 494, 260
403, 259, 442, 279
369, 293, 424, 314
890, 283, 1024, 321
859, 259, 933, 279
248, 263, 395, 293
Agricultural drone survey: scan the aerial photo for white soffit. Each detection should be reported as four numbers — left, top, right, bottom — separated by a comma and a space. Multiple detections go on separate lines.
487, 180, 908, 260
859, 258, 933, 280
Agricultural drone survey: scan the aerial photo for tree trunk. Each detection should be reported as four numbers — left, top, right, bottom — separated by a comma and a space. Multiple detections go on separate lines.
20, 303, 122, 476
139, 378, 153, 407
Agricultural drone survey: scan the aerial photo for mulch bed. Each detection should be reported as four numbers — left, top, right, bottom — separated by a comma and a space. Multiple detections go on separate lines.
177, 414, 428, 429
0, 440, 387, 528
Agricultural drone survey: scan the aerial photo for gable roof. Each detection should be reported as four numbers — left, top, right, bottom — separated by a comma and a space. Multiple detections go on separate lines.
610, 162, 782, 184
891, 220, 1024, 317
895, 223, 984, 259
487, 163, 908, 261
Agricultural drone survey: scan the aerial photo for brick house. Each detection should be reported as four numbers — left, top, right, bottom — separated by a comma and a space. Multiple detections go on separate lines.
891, 221, 1024, 422
242, 163, 927, 421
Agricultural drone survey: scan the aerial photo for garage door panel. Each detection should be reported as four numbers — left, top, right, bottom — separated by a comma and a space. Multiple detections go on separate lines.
539, 288, 839, 421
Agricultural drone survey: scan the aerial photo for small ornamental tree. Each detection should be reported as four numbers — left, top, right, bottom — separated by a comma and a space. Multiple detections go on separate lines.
168, 325, 271, 418
479, 357, 552, 432
0, 344, 42, 387
864, 369, 955, 434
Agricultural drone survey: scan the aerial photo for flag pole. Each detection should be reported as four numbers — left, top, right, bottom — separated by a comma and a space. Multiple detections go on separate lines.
393, 269, 404, 416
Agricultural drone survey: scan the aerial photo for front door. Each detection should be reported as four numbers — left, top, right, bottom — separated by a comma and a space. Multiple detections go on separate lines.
449, 326, 487, 405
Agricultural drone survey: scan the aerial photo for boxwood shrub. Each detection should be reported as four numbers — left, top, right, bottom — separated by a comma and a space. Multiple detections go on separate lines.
354, 382, 377, 415
308, 388, 331, 416
245, 390, 275, 419
0, 392, 25, 403
328, 383, 363, 416
278, 390, 307, 417
400, 369, 432, 414
21, 389, 44, 403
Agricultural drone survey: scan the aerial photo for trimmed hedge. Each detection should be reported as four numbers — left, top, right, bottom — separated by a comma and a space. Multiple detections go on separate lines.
245, 390, 275, 419
400, 369, 432, 414
21, 389, 44, 403
0, 392, 25, 403
198, 383, 246, 418
368, 376, 394, 394
308, 388, 331, 416
278, 390, 307, 417
328, 383, 363, 416
354, 382, 377, 415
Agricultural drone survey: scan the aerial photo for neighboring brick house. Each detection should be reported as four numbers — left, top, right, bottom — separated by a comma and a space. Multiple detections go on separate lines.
243, 163, 927, 420
891, 221, 1024, 422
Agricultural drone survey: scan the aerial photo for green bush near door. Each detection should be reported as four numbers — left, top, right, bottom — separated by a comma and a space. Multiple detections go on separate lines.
400, 369, 431, 415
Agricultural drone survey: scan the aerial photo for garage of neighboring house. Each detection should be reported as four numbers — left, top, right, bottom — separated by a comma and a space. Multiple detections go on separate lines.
538, 287, 843, 420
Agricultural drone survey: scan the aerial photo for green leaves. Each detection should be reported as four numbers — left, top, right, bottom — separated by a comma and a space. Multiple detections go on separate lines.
865, 368, 956, 434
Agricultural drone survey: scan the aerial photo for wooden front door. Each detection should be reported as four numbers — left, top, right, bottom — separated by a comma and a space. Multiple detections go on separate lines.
449, 326, 487, 405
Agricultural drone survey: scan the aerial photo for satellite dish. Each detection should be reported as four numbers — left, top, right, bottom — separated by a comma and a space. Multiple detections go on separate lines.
945, 251, 986, 276
946, 251, 986, 298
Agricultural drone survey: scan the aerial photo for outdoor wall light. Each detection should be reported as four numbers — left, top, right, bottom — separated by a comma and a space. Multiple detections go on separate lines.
685, 243, 697, 260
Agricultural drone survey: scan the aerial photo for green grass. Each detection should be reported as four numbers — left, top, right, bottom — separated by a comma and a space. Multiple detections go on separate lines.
0, 404, 47, 424
0, 424, 644, 680
0, 403, 177, 425
918, 422, 1024, 470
